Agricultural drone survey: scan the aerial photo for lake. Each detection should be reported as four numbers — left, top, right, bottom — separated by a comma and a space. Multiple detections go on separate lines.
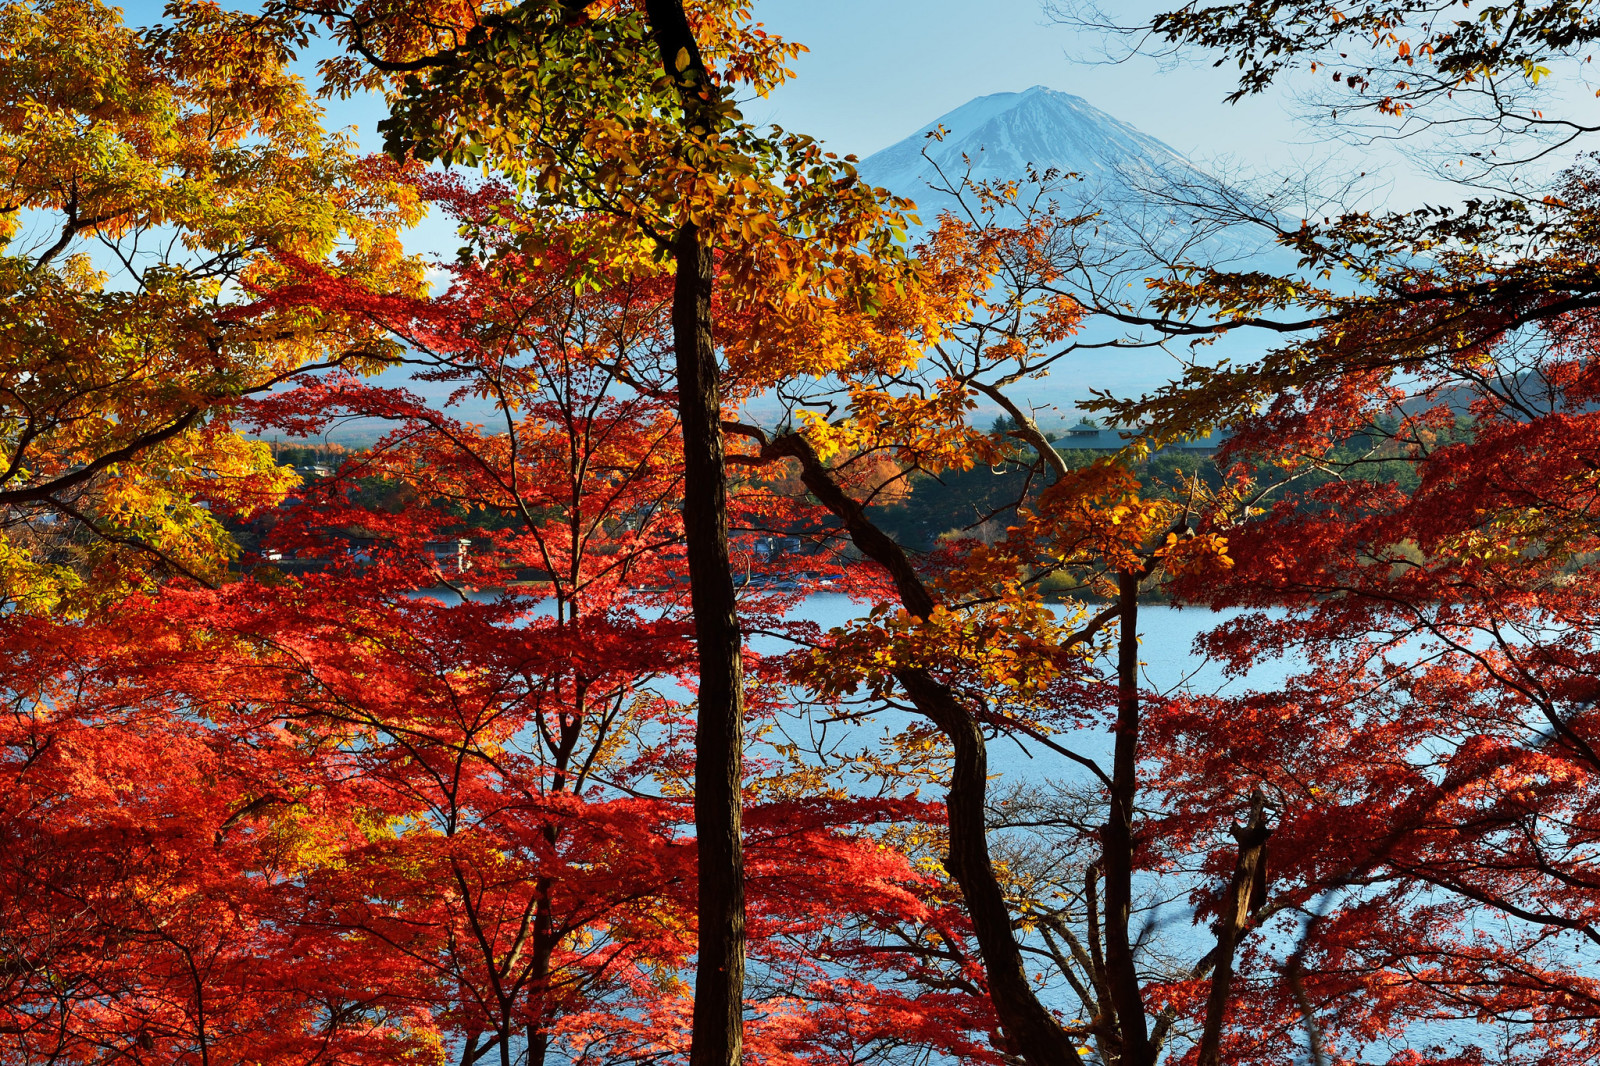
754, 593, 1294, 784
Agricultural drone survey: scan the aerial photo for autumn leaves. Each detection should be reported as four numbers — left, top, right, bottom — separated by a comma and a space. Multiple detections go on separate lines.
11, 0, 1600, 1064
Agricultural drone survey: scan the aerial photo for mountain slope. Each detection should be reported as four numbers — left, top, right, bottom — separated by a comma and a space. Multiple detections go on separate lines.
340, 89, 1269, 440
856, 86, 1285, 410
858, 86, 1199, 201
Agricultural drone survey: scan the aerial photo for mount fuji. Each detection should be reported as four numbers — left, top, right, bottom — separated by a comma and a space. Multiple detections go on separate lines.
336, 88, 1273, 442
854, 86, 1283, 413
858, 85, 1201, 204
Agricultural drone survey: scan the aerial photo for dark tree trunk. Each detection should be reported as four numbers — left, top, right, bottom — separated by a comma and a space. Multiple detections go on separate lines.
1195, 791, 1271, 1066
670, 219, 747, 1066
1100, 571, 1153, 1066
640, 6, 746, 1061
762, 431, 1080, 1066
898, 671, 1085, 1066
526, 876, 556, 1066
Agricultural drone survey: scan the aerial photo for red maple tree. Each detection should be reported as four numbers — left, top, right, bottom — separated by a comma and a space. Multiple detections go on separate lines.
0, 171, 998, 1066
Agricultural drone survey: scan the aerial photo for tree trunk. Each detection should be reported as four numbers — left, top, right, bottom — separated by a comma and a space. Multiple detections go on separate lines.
1195, 791, 1271, 1066
899, 670, 1085, 1066
764, 431, 1079, 1066
671, 220, 746, 1066
526, 876, 556, 1066
639, 6, 747, 1066
1100, 571, 1152, 1066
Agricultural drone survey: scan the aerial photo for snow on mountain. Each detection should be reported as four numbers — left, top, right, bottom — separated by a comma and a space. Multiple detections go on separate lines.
856, 86, 1284, 411
329, 88, 1276, 441
858, 86, 1199, 201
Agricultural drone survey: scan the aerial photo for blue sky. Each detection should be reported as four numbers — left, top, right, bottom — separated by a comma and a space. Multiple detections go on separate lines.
305, 0, 1317, 192
118, 0, 1571, 244
99, 0, 1592, 433
749, 0, 1581, 211
751, 0, 1301, 168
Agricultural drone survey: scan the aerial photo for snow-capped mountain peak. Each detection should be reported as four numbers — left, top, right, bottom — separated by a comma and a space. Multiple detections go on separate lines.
857, 86, 1197, 203
851, 87, 1285, 410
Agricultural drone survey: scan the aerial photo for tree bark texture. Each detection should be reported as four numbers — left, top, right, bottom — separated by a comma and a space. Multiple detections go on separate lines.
640, 5, 747, 1059
669, 219, 747, 1066
526, 877, 556, 1066
761, 431, 1081, 1066
1101, 571, 1153, 1066
1195, 792, 1271, 1066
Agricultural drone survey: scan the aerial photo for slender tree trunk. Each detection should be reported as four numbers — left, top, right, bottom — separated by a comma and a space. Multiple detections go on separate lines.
669, 220, 746, 1066
643, 2, 747, 1050
1100, 571, 1152, 1066
1083, 867, 1119, 1065
1195, 791, 1271, 1066
638, 6, 747, 1065
526, 877, 556, 1066
899, 671, 1083, 1066
763, 431, 1078, 1066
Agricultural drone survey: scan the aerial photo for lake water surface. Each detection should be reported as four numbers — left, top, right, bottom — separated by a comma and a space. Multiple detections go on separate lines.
441, 586, 1508, 1056
758, 594, 1296, 785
